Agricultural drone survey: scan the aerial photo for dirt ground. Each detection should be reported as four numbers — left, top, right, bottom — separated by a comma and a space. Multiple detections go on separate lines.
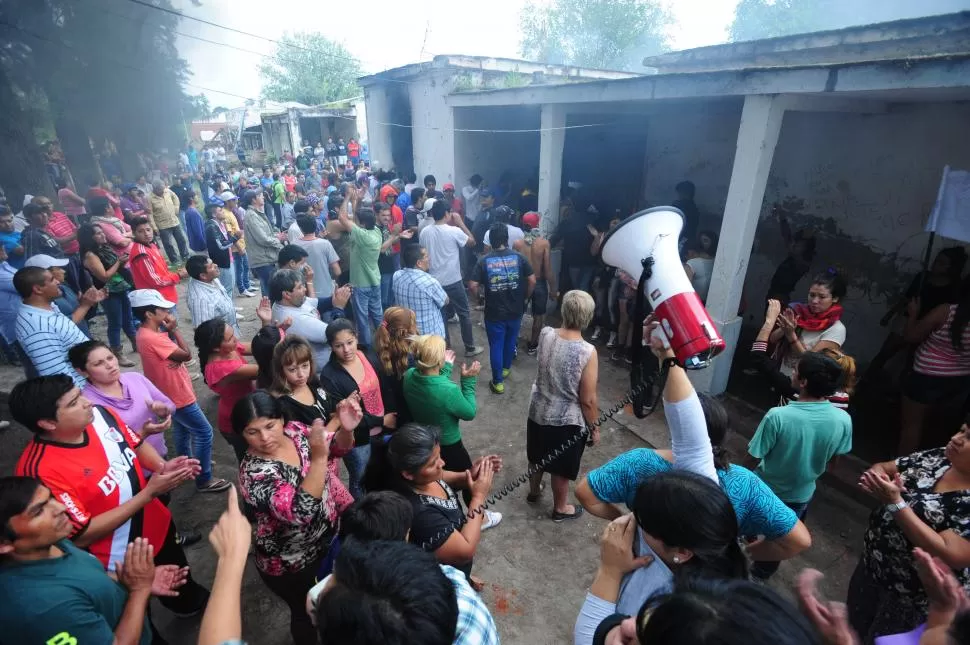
0, 286, 869, 645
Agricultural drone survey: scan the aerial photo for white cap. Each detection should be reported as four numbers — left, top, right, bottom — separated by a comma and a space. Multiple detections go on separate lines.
421, 198, 436, 213
218, 191, 237, 202
128, 289, 176, 309
24, 254, 69, 269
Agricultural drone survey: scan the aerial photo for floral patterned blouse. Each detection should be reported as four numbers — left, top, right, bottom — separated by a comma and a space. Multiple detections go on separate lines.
238, 421, 353, 576
863, 448, 970, 603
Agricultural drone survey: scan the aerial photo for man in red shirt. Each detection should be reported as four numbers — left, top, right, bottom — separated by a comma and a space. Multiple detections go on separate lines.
10, 374, 210, 622
128, 217, 186, 309
443, 183, 463, 218
32, 194, 85, 292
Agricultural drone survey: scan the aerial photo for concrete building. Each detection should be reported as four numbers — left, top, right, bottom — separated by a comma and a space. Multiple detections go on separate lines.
361, 12, 970, 406
358, 56, 639, 181
259, 100, 368, 160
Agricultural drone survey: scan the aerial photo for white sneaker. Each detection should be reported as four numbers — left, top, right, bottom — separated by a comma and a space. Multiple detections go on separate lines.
591, 326, 602, 341
481, 510, 502, 531
239, 290, 257, 298
606, 332, 619, 348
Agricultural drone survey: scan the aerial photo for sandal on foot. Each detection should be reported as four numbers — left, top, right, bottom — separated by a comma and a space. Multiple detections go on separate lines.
551, 507, 585, 522
526, 481, 545, 503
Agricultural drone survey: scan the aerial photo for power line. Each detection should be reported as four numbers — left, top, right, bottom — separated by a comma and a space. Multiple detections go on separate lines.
1, 21, 613, 135
117, 0, 413, 83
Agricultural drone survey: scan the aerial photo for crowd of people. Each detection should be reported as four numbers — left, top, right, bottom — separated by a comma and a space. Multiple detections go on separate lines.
1, 143, 970, 645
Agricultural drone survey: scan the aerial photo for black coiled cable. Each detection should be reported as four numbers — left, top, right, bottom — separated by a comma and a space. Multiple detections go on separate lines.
417, 362, 673, 550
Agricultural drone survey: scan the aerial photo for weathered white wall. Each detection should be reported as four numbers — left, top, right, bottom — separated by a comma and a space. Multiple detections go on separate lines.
454, 106, 541, 193
363, 84, 395, 170
640, 99, 970, 367
745, 102, 970, 365
641, 100, 743, 227
409, 72, 457, 184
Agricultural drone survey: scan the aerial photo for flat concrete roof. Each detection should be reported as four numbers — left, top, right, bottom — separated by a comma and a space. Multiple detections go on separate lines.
445, 52, 970, 108
358, 54, 638, 85
641, 11, 970, 74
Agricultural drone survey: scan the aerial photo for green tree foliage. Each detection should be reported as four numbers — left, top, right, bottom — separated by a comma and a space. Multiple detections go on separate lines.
0, 0, 195, 199
729, 0, 969, 42
187, 94, 212, 121
259, 32, 362, 106
519, 0, 672, 71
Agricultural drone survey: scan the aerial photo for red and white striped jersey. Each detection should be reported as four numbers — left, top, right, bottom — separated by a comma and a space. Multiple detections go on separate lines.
16, 405, 171, 571
914, 305, 970, 377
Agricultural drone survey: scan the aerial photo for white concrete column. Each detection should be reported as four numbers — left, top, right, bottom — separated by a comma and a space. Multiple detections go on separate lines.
363, 85, 394, 169
690, 94, 786, 394
409, 73, 456, 184
286, 109, 302, 156
537, 103, 566, 236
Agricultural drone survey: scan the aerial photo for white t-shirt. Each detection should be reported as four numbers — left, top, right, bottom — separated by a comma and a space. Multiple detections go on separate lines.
294, 237, 340, 298
419, 224, 468, 286
483, 225, 524, 249
686, 257, 715, 302
287, 221, 303, 244
780, 320, 847, 377
216, 146, 226, 161
462, 186, 481, 222
273, 299, 331, 366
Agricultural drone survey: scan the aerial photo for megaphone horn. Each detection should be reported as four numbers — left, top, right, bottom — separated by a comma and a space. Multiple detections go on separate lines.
600, 207, 725, 369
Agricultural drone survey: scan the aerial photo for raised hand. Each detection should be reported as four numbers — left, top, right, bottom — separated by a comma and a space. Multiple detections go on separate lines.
81, 287, 108, 306
795, 569, 859, 645
308, 418, 330, 462
208, 486, 252, 560
115, 537, 155, 593
398, 229, 414, 240
335, 396, 363, 432
145, 466, 195, 497
256, 296, 272, 325
147, 399, 172, 418
600, 514, 654, 576
460, 361, 481, 377
444, 349, 456, 365
332, 285, 352, 310
151, 565, 189, 597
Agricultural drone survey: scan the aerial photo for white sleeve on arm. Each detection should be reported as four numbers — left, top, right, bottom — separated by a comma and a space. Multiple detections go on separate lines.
574, 592, 617, 645
665, 392, 718, 483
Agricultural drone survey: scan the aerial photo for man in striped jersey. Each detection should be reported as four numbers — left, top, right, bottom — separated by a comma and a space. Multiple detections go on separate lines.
10, 375, 211, 637
14, 264, 103, 385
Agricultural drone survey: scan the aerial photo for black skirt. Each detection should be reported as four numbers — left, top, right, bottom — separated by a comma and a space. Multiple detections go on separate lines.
526, 419, 586, 480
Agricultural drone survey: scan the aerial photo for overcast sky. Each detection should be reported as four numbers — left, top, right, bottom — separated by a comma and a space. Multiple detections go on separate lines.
175, 0, 741, 108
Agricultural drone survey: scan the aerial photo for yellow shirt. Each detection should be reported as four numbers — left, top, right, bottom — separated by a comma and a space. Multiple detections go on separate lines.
224, 211, 245, 253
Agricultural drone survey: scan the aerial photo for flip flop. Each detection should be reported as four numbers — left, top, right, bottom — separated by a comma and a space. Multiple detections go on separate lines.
551, 507, 585, 522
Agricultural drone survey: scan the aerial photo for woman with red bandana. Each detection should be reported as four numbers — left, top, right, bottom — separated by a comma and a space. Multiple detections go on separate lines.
770, 269, 848, 379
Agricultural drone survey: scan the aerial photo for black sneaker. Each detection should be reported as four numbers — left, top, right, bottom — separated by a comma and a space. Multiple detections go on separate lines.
175, 529, 202, 548
526, 343, 538, 356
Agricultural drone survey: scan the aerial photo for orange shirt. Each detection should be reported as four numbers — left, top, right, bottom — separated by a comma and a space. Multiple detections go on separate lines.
135, 327, 196, 408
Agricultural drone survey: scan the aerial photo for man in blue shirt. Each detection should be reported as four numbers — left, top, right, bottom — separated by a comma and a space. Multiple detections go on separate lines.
0, 244, 22, 365
0, 207, 24, 268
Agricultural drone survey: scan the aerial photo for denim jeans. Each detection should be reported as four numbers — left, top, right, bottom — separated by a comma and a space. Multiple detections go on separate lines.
442, 280, 475, 350
351, 284, 383, 347
343, 443, 371, 499
159, 225, 189, 263
253, 264, 276, 298
484, 318, 522, 384
380, 273, 394, 309
568, 265, 596, 294
218, 265, 235, 300
171, 402, 215, 487
751, 500, 810, 580
102, 290, 137, 348
233, 252, 251, 293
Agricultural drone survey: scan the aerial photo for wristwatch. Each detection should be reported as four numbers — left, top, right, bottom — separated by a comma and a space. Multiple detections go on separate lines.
886, 500, 909, 514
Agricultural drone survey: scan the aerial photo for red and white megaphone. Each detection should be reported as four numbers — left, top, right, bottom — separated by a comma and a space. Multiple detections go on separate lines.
600, 207, 725, 369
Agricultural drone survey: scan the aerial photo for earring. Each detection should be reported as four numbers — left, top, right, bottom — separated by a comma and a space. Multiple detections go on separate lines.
672, 556, 680, 563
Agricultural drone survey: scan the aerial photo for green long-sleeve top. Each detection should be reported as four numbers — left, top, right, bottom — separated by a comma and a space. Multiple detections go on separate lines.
402, 362, 477, 446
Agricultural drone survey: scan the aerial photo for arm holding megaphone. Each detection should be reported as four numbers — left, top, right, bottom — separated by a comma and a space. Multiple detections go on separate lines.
645, 319, 717, 484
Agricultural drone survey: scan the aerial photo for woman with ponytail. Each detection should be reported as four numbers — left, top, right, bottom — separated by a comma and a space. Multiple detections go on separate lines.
362, 423, 501, 585
373, 306, 418, 425
899, 278, 970, 454
770, 269, 848, 378
194, 318, 259, 461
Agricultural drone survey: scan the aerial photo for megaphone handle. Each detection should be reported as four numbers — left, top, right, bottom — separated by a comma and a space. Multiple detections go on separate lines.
648, 325, 670, 349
